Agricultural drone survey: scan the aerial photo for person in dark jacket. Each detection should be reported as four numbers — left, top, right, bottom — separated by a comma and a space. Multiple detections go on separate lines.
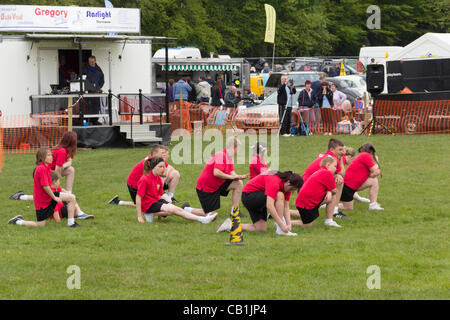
82, 56, 105, 125
277, 75, 297, 136
297, 80, 315, 133
186, 77, 197, 103
210, 80, 225, 107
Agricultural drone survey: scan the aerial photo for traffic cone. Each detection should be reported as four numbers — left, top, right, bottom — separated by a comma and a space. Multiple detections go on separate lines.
226, 206, 244, 245
340, 60, 346, 76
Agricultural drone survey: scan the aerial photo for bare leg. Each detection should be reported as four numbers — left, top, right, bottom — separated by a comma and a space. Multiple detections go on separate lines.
241, 219, 267, 232
358, 177, 379, 203
165, 168, 180, 194
160, 204, 205, 222
289, 209, 300, 218
21, 220, 47, 227
119, 201, 136, 206
326, 183, 343, 219
228, 179, 243, 209
62, 166, 75, 192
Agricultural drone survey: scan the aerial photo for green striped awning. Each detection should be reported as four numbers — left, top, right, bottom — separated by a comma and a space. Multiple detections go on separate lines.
161, 64, 237, 71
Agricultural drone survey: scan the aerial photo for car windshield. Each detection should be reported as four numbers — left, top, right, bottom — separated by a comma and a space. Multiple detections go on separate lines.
265, 73, 320, 88
259, 89, 301, 106
344, 80, 356, 88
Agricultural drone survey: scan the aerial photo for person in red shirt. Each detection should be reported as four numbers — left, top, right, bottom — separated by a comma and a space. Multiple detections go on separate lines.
50, 131, 77, 194
196, 137, 248, 217
109, 144, 180, 206
48, 171, 94, 221
339, 143, 383, 211
136, 157, 217, 224
217, 171, 303, 235
344, 147, 370, 203
302, 138, 346, 220
249, 142, 269, 180
8, 148, 79, 227
292, 156, 341, 228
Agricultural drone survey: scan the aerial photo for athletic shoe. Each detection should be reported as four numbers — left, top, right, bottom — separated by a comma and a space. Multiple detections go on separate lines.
369, 202, 384, 210
144, 213, 154, 223
69, 221, 80, 228
276, 229, 297, 236
180, 202, 191, 210
333, 211, 348, 218
10, 191, 25, 200
171, 197, 179, 204
8, 215, 23, 224
216, 218, 232, 233
76, 213, 94, 220
324, 220, 342, 228
355, 196, 370, 203
282, 134, 290, 137
201, 213, 218, 224
108, 195, 120, 205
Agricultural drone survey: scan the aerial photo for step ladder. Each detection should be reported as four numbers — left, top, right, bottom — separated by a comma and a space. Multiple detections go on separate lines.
118, 124, 162, 144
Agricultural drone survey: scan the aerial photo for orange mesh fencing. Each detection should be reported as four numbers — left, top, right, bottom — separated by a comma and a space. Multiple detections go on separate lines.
0, 111, 68, 153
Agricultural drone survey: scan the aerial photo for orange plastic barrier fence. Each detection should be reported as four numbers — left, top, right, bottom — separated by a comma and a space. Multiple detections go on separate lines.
0, 111, 68, 153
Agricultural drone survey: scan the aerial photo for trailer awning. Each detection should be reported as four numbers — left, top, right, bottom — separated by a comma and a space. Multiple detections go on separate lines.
161, 64, 237, 71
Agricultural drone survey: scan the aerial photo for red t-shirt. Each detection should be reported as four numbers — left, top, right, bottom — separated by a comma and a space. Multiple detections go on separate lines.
243, 174, 291, 201
127, 155, 169, 189
49, 186, 63, 219
303, 150, 342, 182
49, 148, 70, 170
33, 162, 53, 210
295, 167, 336, 209
196, 149, 235, 193
344, 152, 375, 190
137, 171, 164, 212
249, 154, 269, 180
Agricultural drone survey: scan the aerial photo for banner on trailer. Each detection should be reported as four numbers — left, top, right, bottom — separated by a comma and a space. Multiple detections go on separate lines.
0, 5, 140, 33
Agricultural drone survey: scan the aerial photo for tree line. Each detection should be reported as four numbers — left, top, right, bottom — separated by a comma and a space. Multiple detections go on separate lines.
4, 0, 450, 57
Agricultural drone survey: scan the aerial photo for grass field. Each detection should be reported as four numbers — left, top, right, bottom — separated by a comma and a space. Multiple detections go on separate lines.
0, 134, 449, 300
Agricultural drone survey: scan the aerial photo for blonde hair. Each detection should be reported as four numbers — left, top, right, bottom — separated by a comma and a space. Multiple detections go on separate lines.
226, 137, 241, 150
345, 147, 356, 158
320, 155, 337, 167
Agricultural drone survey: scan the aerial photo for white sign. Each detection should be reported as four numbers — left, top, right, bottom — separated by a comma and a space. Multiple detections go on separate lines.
0, 5, 140, 33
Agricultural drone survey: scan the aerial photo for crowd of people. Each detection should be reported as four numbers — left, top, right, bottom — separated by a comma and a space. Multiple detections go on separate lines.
8, 133, 384, 236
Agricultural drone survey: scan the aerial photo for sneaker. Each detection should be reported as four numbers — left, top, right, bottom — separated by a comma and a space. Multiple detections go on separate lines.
282, 134, 290, 137
333, 211, 348, 218
171, 197, 179, 204
356, 196, 370, 203
8, 215, 23, 224
144, 213, 154, 223
201, 213, 218, 224
76, 213, 94, 220
324, 220, 342, 228
369, 202, 384, 210
108, 195, 120, 205
276, 229, 297, 236
207, 212, 218, 222
69, 221, 80, 228
10, 191, 25, 200
180, 202, 191, 210
216, 218, 232, 233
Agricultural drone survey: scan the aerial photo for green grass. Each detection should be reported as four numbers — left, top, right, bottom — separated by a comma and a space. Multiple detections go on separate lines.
0, 134, 449, 299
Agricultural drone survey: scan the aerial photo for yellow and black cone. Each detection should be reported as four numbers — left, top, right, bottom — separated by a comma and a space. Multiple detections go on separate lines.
226, 206, 244, 246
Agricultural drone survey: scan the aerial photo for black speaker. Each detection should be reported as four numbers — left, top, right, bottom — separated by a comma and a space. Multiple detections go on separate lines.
366, 64, 385, 95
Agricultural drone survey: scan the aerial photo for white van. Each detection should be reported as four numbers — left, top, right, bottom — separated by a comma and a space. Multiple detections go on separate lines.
359, 46, 403, 69
153, 46, 202, 59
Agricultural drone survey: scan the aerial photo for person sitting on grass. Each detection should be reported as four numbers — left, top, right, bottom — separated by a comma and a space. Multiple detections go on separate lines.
339, 143, 384, 211
217, 171, 303, 236
109, 144, 181, 206
136, 157, 217, 224
196, 137, 248, 219
249, 142, 269, 180
343, 147, 370, 203
292, 156, 340, 228
48, 171, 94, 221
8, 148, 80, 228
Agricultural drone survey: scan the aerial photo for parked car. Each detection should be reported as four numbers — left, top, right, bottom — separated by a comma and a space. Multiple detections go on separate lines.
263, 71, 321, 98
325, 77, 363, 102
332, 75, 367, 97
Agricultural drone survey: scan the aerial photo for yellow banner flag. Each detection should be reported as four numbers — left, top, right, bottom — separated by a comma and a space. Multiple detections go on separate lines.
264, 4, 276, 43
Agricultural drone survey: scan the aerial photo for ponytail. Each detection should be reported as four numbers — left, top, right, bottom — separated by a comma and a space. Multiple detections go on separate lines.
275, 171, 304, 189
358, 143, 382, 178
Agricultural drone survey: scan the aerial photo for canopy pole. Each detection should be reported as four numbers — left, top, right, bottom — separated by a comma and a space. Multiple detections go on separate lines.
165, 39, 169, 124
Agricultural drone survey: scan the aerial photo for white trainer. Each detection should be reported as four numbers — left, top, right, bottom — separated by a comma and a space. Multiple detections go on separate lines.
216, 218, 232, 232
369, 202, 384, 210
144, 213, 154, 223
201, 212, 218, 224
276, 229, 297, 236
324, 220, 342, 228
355, 196, 370, 203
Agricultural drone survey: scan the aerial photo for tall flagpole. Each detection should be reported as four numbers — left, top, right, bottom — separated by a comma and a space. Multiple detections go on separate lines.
272, 42, 275, 71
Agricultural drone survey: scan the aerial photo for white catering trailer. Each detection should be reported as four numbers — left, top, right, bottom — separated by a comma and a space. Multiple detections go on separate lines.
0, 33, 171, 116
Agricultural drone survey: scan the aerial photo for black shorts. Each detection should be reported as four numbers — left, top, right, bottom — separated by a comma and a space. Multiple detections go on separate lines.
146, 199, 169, 214
36, 191, 60, 222
340, 184, 356, 202
127, 184, 138, 204
242, 191, 267, 223
196, 179, 233, 213
163, 183, 169, 191
296, 206, 320, 224
60, 203, 68, 219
